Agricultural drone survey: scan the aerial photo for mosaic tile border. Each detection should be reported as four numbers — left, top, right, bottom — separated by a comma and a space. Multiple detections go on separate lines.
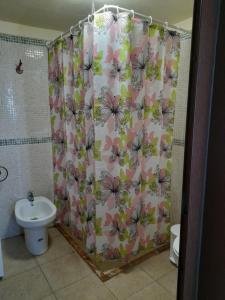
173, 138, 185, 146
0, 137, 52, 146
0, 32, 48, 46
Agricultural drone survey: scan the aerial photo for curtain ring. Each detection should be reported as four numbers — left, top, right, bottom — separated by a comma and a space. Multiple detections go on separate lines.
70, 26, 74, 35
79, 20, 83, 29
60, 33, 64, 40
88, 14, 92, 24
116, 6, 119, 18
164, 21, 168, 29
130, 9, 134, 19
149, 16, 153, 25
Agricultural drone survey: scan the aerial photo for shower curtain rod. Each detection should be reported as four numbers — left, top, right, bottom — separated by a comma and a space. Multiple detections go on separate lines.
47, 4, 191, 47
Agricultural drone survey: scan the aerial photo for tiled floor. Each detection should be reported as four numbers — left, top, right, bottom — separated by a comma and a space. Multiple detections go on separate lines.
0, 228, 177, 300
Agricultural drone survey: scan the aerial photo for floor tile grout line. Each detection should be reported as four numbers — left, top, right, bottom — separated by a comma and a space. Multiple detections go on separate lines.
0, 263, 39, 283
139, 264, 177, 282
156, 268, 178, 281
123, 280, 156, 300
36, 248, 77, 268
39, 261, 56, 296
106, 277, 155, 300
51, 273, 91, 294
156, 270, 178, 298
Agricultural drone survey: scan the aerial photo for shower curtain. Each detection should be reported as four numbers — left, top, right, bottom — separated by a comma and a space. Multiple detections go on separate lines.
48, 12, 180, 263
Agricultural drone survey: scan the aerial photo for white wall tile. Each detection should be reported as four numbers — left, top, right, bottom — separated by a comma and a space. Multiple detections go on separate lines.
171, 38, 192, 224
0, 39, 53, 238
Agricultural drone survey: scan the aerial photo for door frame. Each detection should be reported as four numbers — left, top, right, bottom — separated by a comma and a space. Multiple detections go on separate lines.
178, 0, 225, 299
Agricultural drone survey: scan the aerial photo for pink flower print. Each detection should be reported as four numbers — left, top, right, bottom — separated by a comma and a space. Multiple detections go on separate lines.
158, 168, 170, 196
105, 46, 119, 64
158, 201, 169, 224
100, 171, 121, 208
130, 44, 150, 90
85, 96, 93, 120
103, 136, 124, 171
66, 95, 77, 122
100, 88, 123, 131
104, 213, 124, 243
160, 134, 172, 158
125, 85, 139, 112
127, 129, 144, 168
101, 244, 120, 260
85, 125, 94, 164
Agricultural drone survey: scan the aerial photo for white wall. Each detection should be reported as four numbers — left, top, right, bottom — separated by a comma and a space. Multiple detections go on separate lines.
175, 17, 193, 31
0, 20, 61, 40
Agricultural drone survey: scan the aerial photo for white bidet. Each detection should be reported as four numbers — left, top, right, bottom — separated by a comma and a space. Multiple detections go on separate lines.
15, 196, 56, 255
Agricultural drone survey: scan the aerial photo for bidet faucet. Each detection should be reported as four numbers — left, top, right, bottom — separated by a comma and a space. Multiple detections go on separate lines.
27, 191, 34, 205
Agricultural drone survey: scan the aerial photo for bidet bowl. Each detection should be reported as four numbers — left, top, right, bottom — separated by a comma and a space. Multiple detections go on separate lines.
15, 196, 56, 255
15, 196, 56, 228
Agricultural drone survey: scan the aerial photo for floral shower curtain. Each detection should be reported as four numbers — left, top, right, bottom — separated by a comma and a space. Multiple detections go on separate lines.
48, 12, 180, 263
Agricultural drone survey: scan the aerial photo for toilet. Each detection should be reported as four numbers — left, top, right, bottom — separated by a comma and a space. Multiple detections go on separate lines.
15, 196, 56, 255
170, 224, 180, 266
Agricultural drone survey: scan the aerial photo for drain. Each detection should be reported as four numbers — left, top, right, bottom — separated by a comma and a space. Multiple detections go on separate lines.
30, 217, 39, 220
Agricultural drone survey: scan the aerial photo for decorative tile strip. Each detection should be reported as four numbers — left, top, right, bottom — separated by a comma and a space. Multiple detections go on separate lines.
0, 33, 48, 47
0, 137, 52, 146
173, 138, 185, 146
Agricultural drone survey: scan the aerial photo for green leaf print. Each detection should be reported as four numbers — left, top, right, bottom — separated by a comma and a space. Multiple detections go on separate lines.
119, 244, 127, 258
149, 175, 158, 193
149, 137, 159, 156
119, 40, 130, 62
125, 18, 134, 33
95, 15, 105, 28
49, 84, 54, 97
93, 51, 103, 75
50, 115, 56, 128
150, 101, 161, 122
94, 140, 101, 161
53, 173, 59, 184
94, 181, 101, 200
95, 218, 102, 236
146, 207, 156, 224
48, 51, 53, 63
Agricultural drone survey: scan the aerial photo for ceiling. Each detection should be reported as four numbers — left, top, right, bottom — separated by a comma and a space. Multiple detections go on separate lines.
0, 0, 194, 31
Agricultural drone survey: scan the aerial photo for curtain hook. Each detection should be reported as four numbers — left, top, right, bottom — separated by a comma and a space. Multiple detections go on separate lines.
149, 16, 153, 25
79, 20, 83, 30
60, 32, 64, 40
165, 20, 168, 30
70, 26, 74, 35
88, 14, 92, 24
130, 9, 134, 19
116, 6, 119, 18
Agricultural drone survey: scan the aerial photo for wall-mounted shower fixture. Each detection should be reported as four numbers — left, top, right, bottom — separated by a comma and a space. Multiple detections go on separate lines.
16, 59, 23, 74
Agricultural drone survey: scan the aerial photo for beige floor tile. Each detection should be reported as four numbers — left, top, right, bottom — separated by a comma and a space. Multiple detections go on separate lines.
48, 227, 61, 239
0, 267, 51, 300
157, 270, 178, 297
41, 252, 91, 291
2, 235, 38, 278
139, 250, 176, 280
105, 267, 154, 300
36, 235, 74, 265
55, 274, 116, 300
129, 282, 174, 300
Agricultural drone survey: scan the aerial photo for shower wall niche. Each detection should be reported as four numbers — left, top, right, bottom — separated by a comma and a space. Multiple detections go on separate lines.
0, 34, 53, 238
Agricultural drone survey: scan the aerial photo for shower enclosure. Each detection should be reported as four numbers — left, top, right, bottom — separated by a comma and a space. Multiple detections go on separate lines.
48, 6, 183, 275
